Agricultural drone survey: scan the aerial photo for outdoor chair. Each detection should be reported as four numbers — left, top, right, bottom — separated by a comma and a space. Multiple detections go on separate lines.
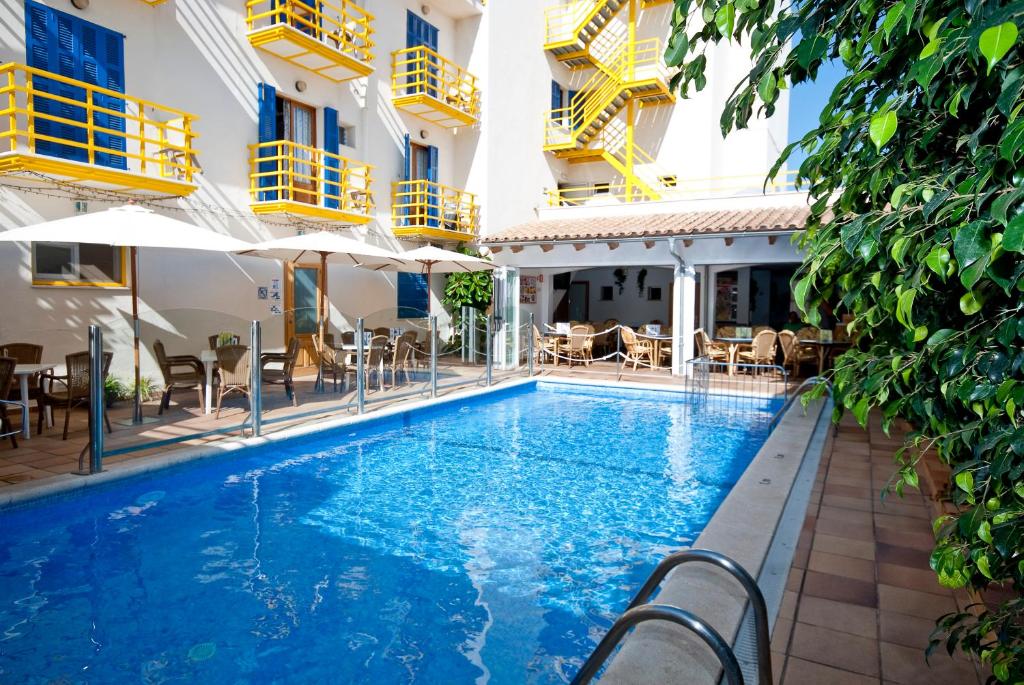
779, 330, 817, 378
313, 333, 352, 392
153, 340, 205, 415
533, 325, 558, 364
209, 334, 240, 349
565, 325, 591, 367
365, 335, 389, 391
694, 328, 730, 370
372, 327, 390, 338
0, 357, 19, 448
214, 345, 251, 419
261, 337, 300, 405
619, 326, 653, 370
737, 329, 779, 371
716, 325, 736, 338
38, 351, 113, 440
1, 342, 43, 409
389, 331, 418, 386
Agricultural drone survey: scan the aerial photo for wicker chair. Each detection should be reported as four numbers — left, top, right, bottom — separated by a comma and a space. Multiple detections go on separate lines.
565, 325, 592, 367
389, 331, 418, 386
694, 328, 730, 369
779, 330, 818, 377
737, 329, 779, 370
261, 337, 300, 405
372, 327, 390, 338
38, 351, 113, 440
533, 325, 558, 364
620, 326, 653, 370
153, 340, 205, 414
365, 335, 389, 391
0, 357, 18, 448
214, 345, 251, 419
2, 343, 43, 408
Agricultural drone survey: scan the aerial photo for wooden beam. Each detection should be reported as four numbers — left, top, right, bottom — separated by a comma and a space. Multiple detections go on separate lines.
490, 246, 503, 254
768, 235, 778, 245
540, 243, 554, 252
724, 237, 735, 247
644, 240, 656, 249
510, 245, 523, 253
607, 241, 620, 250
573, 242, 586, 251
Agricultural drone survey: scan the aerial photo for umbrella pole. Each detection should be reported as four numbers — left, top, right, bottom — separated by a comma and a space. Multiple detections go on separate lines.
131, 246, 143, 424
316, 251, 327, 393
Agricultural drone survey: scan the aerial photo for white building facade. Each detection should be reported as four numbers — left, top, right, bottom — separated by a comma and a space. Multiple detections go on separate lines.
0, 0, 805, 379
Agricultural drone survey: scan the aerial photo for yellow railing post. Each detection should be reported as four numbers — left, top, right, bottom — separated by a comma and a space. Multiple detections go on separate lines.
25, 71, 34, 153
137, 99, 146, 176
6, 69, 16, 153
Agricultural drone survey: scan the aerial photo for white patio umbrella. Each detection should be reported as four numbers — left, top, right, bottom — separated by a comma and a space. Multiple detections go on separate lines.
358, 245, 495, 315
236, 231, 408, 387
0, 204, 254, 424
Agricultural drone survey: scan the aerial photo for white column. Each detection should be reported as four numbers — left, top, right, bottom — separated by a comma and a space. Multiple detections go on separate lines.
672, 264, 696, 376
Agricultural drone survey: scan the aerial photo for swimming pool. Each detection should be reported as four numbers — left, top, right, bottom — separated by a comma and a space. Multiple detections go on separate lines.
0, 381, 779, 684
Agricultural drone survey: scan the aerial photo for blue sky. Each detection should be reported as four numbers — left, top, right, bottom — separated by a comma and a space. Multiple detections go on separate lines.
785, 60, 846, 168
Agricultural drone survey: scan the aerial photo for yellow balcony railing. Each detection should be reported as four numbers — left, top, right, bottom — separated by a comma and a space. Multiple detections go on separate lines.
544, 0, 620, 48
545, 171, 800, 206
392, 180, 479, 241
391, 46, 480, 128
0, 63, 198, 196
137, 0, 167, 5
246, 0, 375, 82
249, 140, 374, 224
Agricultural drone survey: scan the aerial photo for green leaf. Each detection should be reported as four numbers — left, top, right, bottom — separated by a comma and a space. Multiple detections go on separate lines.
851, 397, 870, 427
869, 111, 898, 151
882, 1, 906, 41
960, 291, 983, 315
999, 119, 1024, 162
896, 289, 916, 329
955, 469, 974, 493
757, 73, 777, 104
977, 554, 993, 580
978, 22, 1019, 75
927, 329, 957, 346
796, 34, 828, 69
715, 3, 736, 39
978, 520, 993, 544
664, 31, 689, 66
1005, 213, 1024, 252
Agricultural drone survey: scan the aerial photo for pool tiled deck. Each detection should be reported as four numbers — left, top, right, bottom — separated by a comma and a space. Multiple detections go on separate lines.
772, 413, 985, 684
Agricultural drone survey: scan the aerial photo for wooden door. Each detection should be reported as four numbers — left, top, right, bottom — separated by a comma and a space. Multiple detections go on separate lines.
284, 262, 322, 368
278, 97, 317, 205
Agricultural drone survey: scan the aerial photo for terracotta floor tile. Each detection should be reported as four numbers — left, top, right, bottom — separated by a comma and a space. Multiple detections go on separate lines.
789, 622, 880, 677
879, 642, 979, 684
875, 527, 935, 552
779, 590, 799, 620
823, 493, 876, 512
876, 585, 958, 620
783, 656, 881, 685
874, 513, 933, 535
879, 611, 941, 650
786, 567, 805, 592
817, 505, 874, 526
813, 533, 876, 561
797, 595, 878, 639
814, 517, 876, 541
877, 563, 948, 595
824, 483, 875, 499
771, 617, 794, 653
803, 570, 878, 608
808, 550, 877, 582
875, 543, 932, 570
874, 500, 930, 519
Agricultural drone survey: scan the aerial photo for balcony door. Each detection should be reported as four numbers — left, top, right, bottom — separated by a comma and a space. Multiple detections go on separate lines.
404, 136, 439, 227
277, 96, 317, 205
284, 262, 322, 368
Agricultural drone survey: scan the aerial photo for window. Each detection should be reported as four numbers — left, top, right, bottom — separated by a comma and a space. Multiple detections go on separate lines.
397, 272, 429, 318
33, 243, 125, 287
659, 175, 678, 188
338, 125, 354, 148
593, 183, 610, 195
647, 287, 662, 301
600, 286, 614, 301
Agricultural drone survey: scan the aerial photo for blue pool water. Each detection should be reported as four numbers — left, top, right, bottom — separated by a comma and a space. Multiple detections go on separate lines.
0, 383, 778, 684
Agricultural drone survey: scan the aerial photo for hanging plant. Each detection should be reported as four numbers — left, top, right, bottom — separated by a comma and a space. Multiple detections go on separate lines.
613, 268, 627, 294
637, 268, 648, 297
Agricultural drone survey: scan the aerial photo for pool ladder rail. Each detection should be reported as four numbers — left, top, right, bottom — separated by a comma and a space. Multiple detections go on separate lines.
571, 549, 772, 685
769, 376, 833, 432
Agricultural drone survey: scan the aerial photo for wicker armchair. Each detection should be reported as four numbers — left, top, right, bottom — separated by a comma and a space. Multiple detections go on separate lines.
737, 329, 779, 369
0, 357, 18, 448
533, 325, 558, 364
313, 333, 352, 392
779, 330, 818, 377
153, 340, 205, 414
365, 335, 389, 391
214, 345, 251, 419
38, 351, 113, 440
565, 325, 592, 367
620, 326, 653, 370
2, 343, 43, 406
261, 337, 300, 405
390, 331, 418, 386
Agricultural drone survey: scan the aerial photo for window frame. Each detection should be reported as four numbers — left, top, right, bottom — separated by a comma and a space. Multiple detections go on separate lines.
31, 242, 128, 288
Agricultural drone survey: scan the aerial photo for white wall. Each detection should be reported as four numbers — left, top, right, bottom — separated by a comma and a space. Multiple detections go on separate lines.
570, 266, 673, 326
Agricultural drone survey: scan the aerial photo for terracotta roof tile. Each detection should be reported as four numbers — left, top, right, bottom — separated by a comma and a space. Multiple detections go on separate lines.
481, 205, 811, 244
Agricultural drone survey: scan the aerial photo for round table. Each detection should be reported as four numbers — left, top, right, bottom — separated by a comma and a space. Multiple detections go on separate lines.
12, 363, 57, 440
798, 339, 851, 374
714, 337, 754, 376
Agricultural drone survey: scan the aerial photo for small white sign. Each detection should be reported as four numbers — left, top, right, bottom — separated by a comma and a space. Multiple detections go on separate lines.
646, 324, 662, 336
555, 322, 570, 335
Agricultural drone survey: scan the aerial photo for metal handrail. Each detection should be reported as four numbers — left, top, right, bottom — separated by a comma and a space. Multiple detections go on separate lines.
768, 376, 833, 431
570, 604, 744, 685
624, 549, 772, 685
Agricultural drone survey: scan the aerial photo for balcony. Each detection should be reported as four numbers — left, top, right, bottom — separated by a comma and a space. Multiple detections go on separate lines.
0, 63, 198, 196
392, 180, 479, 242
544, 0, 625, 66
249, 141, 374, 224
544, 171, 800, 207
246, 0, 374, 83
391, 46, 480, 128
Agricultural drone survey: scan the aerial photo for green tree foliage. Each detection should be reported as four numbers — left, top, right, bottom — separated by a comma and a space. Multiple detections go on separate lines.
665, 0, 1023, 676
442, 247, 493, 313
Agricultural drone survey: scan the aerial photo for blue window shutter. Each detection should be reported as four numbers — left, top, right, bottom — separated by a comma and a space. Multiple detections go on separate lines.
550, 81, 562, 120
323, 106, 339, 210
81, 24, 126, 170
402, 133, 412, 181
397, 272, 429, 318
406, 10, 438, 50
426, 145, 439, 227
257, 83, 278, 201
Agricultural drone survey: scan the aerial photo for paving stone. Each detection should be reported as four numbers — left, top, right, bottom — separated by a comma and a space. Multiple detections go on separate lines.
789, 622, 880, 677
783, 657, 881, 685
796, 595, 878, 639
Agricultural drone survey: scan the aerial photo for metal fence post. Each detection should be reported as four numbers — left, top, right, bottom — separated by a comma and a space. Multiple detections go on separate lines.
527, 313, 535, 377
85, 324, 104, 474
250, 320, 262, 437
485, 315, 493, 386
616, 326, 622, 378
430, 315, 438, 398
356, 317, 365, 414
